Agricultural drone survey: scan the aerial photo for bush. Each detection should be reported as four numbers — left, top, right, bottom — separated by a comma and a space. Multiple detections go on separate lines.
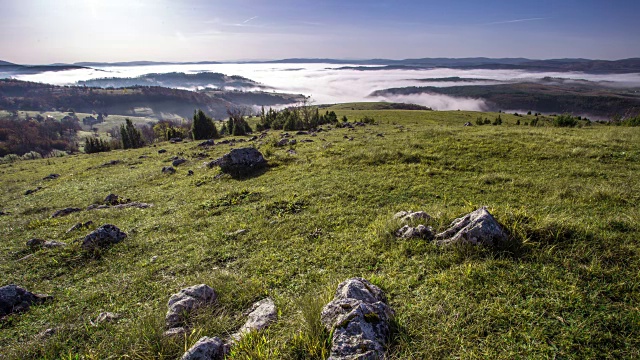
553, 114, 579, 127
21, 151, 42, 160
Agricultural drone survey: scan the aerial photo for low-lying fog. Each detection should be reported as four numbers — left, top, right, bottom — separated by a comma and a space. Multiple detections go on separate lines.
12, 63, 640, 111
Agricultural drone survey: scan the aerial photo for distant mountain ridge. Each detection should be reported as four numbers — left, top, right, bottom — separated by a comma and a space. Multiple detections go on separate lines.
3, 57, 640, 74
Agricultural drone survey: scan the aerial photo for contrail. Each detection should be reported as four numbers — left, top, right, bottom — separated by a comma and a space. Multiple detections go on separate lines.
484, 17, 549, 25
243, 16, 258, 24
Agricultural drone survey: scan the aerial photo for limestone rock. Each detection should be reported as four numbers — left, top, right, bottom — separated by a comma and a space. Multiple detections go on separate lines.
0, 285, 52, 317
158, 149, 167, 154
95, 312, 120, 324
215, 147, 266, 176
232, 298, 277, 340
51, 207, 81, 218
163, 326, 187, 338
43, 173, 60, 180
395, 224, 434, 239
393, 211, 430, 222
81, 224, 127, 250
166, 284, 217, 329
435, 207, 507, 246
321, 278, 394, 360
180, 336, 227, 360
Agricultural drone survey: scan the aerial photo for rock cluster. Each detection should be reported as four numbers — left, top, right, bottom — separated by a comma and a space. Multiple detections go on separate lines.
0, 285, 51, 317
436, 207, 508, 246
394, 211, 433, 239
81, 224, 127, 250
321, 278, 394, 360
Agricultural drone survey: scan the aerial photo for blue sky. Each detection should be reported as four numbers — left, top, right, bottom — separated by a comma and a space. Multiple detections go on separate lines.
1, 0, 639, 64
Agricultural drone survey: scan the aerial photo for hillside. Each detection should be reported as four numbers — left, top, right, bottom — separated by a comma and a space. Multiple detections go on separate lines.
372, 82, 640, 118
77, 72, 266, 90
0, 79, 302, 119
0, 108, 638, 359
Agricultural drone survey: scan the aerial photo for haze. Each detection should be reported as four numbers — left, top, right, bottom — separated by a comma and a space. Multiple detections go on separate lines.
13, 64, 640, 111
2, 0, 640, 64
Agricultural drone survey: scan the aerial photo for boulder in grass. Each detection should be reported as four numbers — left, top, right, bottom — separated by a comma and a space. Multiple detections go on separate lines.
435, 207, 508, 246
396, 224, 434, 239
180, 336, 228, 360
172, 158, 187, 167
166, 284, 217, 329
321, 278, 394, 360
215, 147, 266, 176
231, 298, 277, 341
0, 285, 52, 317
81, 224, 127, 250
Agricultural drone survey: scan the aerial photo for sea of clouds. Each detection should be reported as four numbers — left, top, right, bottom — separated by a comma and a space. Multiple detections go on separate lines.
11, 63, 640, 111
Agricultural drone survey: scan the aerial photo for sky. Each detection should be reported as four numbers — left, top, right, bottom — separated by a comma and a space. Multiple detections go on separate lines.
1, 0, 639, 64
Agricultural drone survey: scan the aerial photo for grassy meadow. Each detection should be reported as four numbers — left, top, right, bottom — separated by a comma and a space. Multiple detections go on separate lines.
0, 106, 638, 359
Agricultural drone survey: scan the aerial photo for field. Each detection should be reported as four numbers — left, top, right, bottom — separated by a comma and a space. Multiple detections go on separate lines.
0, 106, 639, 359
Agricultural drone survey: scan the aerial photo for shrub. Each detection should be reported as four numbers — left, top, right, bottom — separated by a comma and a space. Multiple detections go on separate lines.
120, 119, 145, 149
84, 137, 111, 154
553, 114, 579, 127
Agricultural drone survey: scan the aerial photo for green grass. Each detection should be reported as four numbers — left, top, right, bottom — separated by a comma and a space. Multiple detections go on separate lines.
0, 107, 639, 359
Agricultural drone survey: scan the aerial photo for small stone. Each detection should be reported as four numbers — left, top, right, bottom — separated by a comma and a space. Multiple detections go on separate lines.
112, 202, 153, 209
224, 229, 247, 237
101, 160, 121, 167
158, 149, 167, 154
172, 158, 187, 167
104, 194, 129, 206
150, 256, 158, 263
24, 187, 42, 195
81, 224, 127, 251
95, 312, 120, 324
188, 170, 194, 176
163, 326, 187, 338
198, 139, 215, 147
464, 122, 473, 126
43, 174, 60, 180
162, 166, 176, 174
37, 328, 56, 339
51, 207, 81, 218
395, 224, 434, 239
26, 238, 45, 248
42, 240, 66, 248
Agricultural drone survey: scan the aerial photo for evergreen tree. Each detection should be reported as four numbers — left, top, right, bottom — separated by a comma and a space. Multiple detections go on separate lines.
191, 109, 218, 140
119, 119, 144, 149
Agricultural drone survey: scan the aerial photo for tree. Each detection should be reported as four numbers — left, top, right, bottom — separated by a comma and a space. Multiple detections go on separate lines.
119, 119, 144, 149
226, 107, 253, 136
191, 109, 218, 140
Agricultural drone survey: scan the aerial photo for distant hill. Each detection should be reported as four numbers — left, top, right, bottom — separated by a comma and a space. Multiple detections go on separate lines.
0, 62, 87, 77
0, 79, 302, 119
74, 61, 221, 67
77, 72, 266, 90
371, 82, 640, 118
